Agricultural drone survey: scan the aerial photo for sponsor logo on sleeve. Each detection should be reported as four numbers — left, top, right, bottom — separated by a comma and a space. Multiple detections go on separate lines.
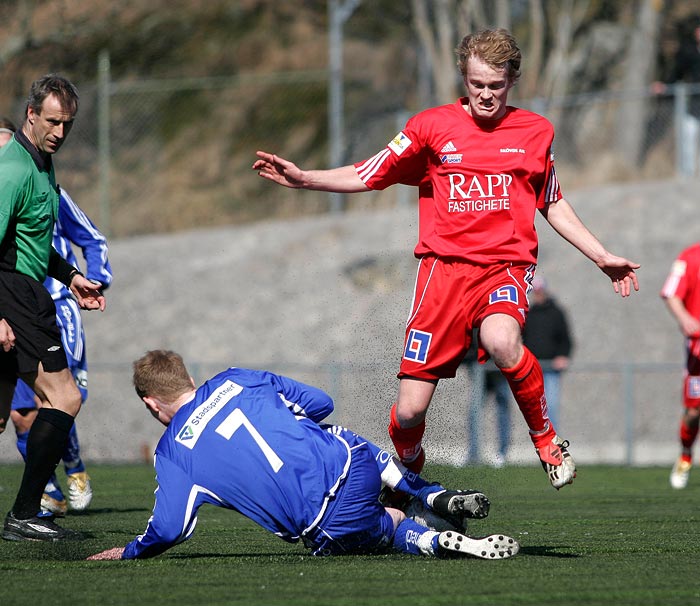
388, 131, 412, 156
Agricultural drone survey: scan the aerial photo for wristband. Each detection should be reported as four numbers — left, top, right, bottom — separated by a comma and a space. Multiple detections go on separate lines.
68, 268, 84, 284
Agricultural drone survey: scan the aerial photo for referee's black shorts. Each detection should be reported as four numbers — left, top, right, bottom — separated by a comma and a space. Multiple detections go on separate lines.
0, 271, 68, 379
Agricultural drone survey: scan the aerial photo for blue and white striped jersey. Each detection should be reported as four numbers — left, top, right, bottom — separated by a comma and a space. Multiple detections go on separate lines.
47, 188, 112, 300
122, 368, 350, 559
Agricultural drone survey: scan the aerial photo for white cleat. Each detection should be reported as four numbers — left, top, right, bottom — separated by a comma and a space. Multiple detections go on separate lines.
670, 458, 691, 490
67, 472, 93, 511
536, 435, 576, 490
437, 531, 520, 560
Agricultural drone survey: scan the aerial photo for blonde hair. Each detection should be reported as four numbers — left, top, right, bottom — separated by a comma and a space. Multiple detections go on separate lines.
133, 350, 193, 402
456, 28, 521, 83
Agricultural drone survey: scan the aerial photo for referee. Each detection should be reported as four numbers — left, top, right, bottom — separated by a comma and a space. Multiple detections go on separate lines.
0, 74, 105, 541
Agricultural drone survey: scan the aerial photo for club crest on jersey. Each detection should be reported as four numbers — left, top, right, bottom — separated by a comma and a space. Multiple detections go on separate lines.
175, 380, 244, 449
388, 131, 412, 156
404, 329, 432, 364
489, 285, 518, 305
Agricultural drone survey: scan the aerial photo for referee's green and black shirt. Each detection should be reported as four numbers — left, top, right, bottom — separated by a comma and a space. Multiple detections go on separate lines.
0, 129, 60, 283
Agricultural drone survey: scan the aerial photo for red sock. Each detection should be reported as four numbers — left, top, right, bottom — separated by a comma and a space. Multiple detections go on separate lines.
680, 418, 699, 456
500, 347, 550, 437
388, 404, 426, 472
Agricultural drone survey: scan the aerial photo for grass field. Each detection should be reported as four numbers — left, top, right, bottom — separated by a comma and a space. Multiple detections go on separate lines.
0, 463, 698, 606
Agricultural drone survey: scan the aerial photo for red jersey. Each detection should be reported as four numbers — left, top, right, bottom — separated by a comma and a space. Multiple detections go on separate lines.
355, 100, 562, 264
661, 243, 700, 319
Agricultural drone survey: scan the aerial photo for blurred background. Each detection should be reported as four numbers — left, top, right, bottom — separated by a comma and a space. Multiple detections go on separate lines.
0, 0, 698, 467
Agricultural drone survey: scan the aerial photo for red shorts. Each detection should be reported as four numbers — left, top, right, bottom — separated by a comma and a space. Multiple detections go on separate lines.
399, 256, 535, 380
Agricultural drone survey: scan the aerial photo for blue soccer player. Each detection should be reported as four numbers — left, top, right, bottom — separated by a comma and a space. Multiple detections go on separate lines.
88, 350, 519, 561
10, 187, 112, 517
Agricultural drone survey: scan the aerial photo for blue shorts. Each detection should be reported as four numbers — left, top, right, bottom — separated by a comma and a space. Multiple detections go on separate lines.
11, 297, 87, 410
306, 431, 394, 556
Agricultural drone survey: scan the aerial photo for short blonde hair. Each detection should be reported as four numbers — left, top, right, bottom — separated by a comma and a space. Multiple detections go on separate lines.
456, 28, 521, 83
133, 350, 193, 402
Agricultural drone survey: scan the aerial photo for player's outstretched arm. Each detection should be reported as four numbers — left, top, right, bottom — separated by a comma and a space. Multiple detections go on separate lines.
87, 546, 124, 560
541, 198, 640, 297
253, 151, 369, 193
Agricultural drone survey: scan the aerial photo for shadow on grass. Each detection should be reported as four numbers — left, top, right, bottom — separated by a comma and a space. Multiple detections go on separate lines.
72, 507, 151, 515
519, 545, 579, 558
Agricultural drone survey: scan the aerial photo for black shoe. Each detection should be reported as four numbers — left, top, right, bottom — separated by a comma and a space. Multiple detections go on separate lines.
2, 511, 83, 542
430, 489, 491, 520
378, 486, 411, 510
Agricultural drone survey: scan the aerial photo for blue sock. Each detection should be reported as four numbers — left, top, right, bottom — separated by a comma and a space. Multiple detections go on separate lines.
391, 518, 438, 556
63, 424, 85, 474
15, 430, 29, 461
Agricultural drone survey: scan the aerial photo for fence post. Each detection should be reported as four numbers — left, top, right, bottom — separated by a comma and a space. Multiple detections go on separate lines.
673, 82, 692, 177
623, 362, 635, 465
97, 49, 111, 237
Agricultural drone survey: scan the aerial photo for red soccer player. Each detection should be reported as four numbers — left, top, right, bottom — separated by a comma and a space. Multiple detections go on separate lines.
661, 242, 700, 489
253, 28, 639, 490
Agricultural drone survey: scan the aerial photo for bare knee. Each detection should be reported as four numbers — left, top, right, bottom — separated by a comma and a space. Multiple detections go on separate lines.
480, 314, 523, 368
385, 506, 407, 532
33, 368, 82, 417
396, 378, 436, 426
684, 408, 700, 425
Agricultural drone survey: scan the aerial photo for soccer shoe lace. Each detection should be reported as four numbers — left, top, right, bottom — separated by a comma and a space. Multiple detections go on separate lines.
41, 489, 67, 517
436, 531, 519, 560
670, 458, 692, 490
429, 489, 490, 520
67, 471, 93, 511
2, 511, 83, 542
535, 435, 576, 490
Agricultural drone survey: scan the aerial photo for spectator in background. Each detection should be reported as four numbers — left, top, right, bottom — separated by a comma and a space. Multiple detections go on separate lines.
660, 243, 700, 490
463, 331, 512, 468
522, 277, 573, 432
0, 117, 112, 517
653, 15, 700, 176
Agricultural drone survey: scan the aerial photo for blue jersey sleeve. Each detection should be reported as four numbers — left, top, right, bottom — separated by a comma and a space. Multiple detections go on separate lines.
53, 189, 112, 288
264, 371, 334, 423
121, 454, 220, 559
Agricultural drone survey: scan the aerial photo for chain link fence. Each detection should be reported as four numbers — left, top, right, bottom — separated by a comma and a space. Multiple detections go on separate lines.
53, 55, 700, 238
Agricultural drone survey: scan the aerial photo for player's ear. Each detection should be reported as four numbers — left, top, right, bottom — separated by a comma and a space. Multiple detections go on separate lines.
142, 396, 160, 417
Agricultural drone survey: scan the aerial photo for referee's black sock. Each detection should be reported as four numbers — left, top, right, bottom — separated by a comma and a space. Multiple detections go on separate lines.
11, 408, 74, 520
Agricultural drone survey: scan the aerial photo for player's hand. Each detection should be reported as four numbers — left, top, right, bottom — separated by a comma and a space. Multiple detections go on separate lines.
69, 274, 106, 311
87, 547, 125, 560
597, 255, 640, 297
0, 318, 15, 352
253, 151, 306, 188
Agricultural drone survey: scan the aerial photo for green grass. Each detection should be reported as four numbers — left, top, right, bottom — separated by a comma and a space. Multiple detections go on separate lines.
0, 463, 698, 606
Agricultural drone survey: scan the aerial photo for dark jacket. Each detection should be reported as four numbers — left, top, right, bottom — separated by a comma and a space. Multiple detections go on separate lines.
522, 298, 573, 362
